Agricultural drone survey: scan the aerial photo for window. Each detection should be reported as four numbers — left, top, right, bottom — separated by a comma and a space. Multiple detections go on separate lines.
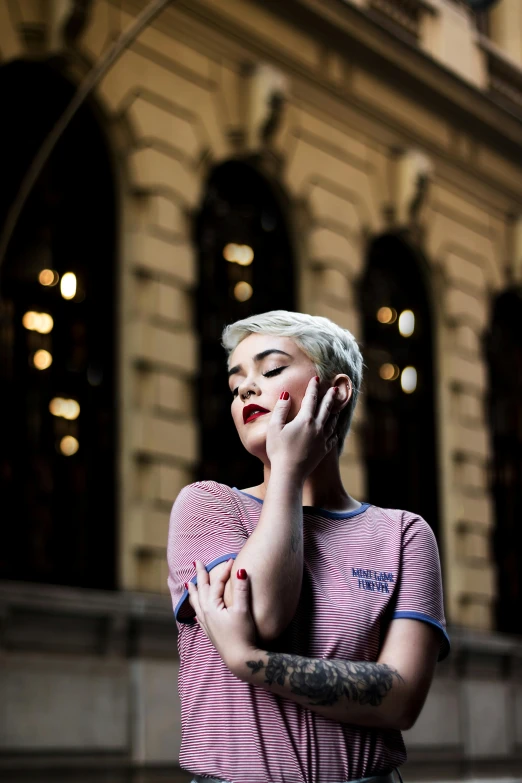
0, 61, 117, 588
486, 289, 522, 634
194, 159, 295, 488
360, 234, 440, 537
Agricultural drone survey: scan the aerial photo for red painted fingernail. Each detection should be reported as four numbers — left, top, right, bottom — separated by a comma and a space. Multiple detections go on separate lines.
315, 376, 319, 382
280, 391, 289, 400
184, 582, 189, 590
237, 568, 247, 580
192, 561, 196, 568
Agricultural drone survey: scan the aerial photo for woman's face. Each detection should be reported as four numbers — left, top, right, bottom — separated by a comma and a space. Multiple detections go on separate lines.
228, 333, 318, 460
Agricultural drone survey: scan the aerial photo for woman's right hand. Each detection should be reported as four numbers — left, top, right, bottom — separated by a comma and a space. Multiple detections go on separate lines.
265, 376, 339, 482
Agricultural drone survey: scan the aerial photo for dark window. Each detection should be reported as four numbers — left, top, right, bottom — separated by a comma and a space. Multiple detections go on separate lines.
486, 288, 522, 634
0, 61, 117, 589
360, 234, 439, 537
194, 159, 295, 489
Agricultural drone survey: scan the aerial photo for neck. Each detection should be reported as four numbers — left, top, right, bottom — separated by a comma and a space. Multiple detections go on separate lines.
258, 450, 360, 513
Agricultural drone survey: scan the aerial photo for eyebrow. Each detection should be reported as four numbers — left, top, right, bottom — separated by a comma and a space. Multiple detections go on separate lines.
227, 349, 293, 379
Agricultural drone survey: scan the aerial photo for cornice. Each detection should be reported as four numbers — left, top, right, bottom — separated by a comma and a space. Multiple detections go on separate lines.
121, 0, 522, 205
258, 0, 522, 151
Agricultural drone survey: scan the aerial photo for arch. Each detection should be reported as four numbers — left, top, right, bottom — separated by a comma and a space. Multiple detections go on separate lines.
359, 233, 440, 538
0, 59, 117, 588
485, 287, 522, 634
193, 157, 297, 488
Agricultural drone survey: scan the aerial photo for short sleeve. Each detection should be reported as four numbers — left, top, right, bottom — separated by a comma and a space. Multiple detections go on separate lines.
392, 514, 450, 661
167, 481, 248, 627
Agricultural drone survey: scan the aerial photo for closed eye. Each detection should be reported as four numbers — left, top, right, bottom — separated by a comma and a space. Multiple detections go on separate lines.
231, 366, 287, 398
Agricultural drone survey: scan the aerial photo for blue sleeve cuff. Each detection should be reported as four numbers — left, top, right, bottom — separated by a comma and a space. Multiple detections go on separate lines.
174, 553, 238, 624
392, 611, 451, 661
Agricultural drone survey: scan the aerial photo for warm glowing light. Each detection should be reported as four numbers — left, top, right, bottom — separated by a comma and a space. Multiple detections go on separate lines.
22, 311, 54, 334
234, 281, 253, 302
60, 272, 77, 300
377, 307, 397, 324
49, 397, 80, 420
60, 436, 79, 456
39, 269, 59, 286
398, 309, 415, 337
401, 366, 417, 393
379, 363, 400, 381
223, 244, 254, 266
33, 350, 53, 370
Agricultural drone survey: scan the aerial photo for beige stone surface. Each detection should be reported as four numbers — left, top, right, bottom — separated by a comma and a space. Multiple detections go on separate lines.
130, 322, 197, 374
131, 413, 197, 463
129, 147, 199, 207
421, 0, 488, 89
127, 97, 203, 161
0, 654, 128, 750
131, 232, 196, 287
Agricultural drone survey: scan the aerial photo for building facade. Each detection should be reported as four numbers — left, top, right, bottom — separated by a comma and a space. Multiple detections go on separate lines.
0, 0, 521, 780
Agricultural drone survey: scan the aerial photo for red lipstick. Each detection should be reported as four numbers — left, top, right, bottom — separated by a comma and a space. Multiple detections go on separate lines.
243, 403, 270, 424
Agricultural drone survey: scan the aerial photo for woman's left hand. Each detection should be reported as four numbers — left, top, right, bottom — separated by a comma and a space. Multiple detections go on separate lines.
187, 559, 258, 674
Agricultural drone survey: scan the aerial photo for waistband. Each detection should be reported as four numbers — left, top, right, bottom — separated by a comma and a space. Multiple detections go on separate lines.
190, 771, 399, 783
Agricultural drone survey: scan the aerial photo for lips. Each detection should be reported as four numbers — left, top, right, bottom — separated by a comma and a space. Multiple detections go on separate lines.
243, 403, 270, 424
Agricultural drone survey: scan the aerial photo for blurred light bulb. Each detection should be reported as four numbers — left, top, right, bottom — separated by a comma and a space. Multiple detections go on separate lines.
223, 244, 254, 266
22, 311, 53, 334
33, 350, 52, 370
223, 243, 239, 262
237, 245, 254, 266
49, 397, 80, 420
398, 310, 415, 337
60, 436, 79, 456
39, 269, 59, 286
377, 307, 397, 324
401, 366, 417, 393
60, 272, 77, 300
234, 281, 253, 302
379, 363, 400, 381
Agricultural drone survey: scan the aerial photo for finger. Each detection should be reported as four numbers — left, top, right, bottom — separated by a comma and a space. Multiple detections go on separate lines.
210, 558, 234, 600
295, 375, 320, 420
315, 385, 338, 429
233, 566, 250, 612
186, 580, 201, 618
268, 389, 292, 433
195, 559, 210, 597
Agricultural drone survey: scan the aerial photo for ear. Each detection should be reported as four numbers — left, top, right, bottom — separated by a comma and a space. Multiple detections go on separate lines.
330, 375, 352, 413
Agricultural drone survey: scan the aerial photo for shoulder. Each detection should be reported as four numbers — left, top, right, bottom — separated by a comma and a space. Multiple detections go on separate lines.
366, 505, 437, 550
172, 480, 239, 511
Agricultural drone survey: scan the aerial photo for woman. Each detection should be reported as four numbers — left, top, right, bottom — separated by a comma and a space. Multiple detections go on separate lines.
167, 310, 449, 783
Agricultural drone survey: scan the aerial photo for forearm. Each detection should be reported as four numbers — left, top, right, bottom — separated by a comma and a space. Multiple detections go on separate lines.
225, 468, 304, 641
233, 649, 412, 731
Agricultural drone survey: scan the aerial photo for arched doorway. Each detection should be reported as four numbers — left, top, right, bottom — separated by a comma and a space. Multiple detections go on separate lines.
194, 158, 296, 489
486, 288, 522, 634
360, 233, 439, 537
0, 61, 117, 589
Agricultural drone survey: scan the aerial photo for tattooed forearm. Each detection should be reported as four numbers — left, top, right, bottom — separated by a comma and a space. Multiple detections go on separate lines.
245, 652, 404, 708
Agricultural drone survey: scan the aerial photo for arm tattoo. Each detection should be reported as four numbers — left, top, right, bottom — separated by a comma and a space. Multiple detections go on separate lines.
290, 529, 301, 554
246, 653, 404, 707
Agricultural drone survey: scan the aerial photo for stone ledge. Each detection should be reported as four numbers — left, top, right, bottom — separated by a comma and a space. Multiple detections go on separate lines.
0, 581, 177, 660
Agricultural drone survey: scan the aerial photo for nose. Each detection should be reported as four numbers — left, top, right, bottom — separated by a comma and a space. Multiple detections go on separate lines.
238, 379, 258, 401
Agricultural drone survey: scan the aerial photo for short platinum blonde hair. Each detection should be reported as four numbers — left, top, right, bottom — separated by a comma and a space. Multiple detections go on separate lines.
221, 310, 363, 455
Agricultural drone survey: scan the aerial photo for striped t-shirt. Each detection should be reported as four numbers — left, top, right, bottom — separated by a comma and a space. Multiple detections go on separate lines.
167, 480, 449, 783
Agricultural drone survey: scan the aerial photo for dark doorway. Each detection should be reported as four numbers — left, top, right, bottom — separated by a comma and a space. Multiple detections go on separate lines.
0, 61, 117, 589
360, 234, 440, 537
194, 159, 296, 489
486, 288, 522, 634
